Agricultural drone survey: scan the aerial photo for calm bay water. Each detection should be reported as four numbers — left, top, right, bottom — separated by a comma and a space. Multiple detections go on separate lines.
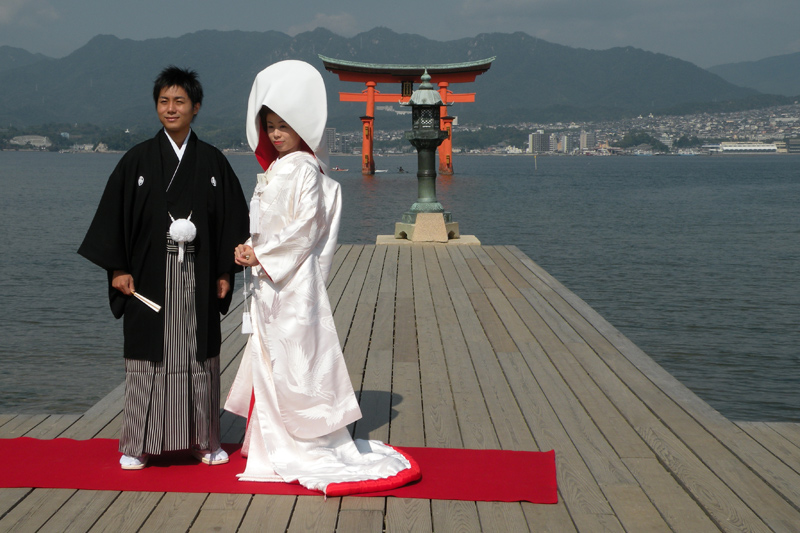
1, 150, 798, 421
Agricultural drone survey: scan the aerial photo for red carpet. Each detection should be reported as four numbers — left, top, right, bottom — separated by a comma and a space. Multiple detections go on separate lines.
0, 438, 557, 503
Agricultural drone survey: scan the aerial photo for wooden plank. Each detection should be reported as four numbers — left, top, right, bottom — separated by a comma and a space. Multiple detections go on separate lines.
94, 412, 122, 439
390, 361, 424, 447
569, 512, 625, 532
412, 246, 461, 448
639, 425, 774, 532
342, 245, 385, 385
352, 246, 396, 442
467, 290, 518, 354
59, 382, 125, 440
466, 256, 497, 289
603, 484, 671, 532
286, 496, 340, 532
88, 491, 163, 532
138, 492, 207, 532
333, 245, 375, 347
327, 244, 352, 289
444, 248, 535, 452
336, 509, 384, 532
394, 246, 417, 365
238, 495, 297, 532
476, 502, 532, 533
431, 500, 481, 533
444, 245, 482, 294
736, 421, 800, 475
39, 490, 120, 533
0, 414, 48, 438
520, 500, 578, 533
386, 499, 433, 533
497, 352, 616, 520
0, 488, 31, 520
434, 247, 535, 531
0, 489, 76, 531
0, 414, 17, 428
354, 349, 394, 443
188, 493, 251, 532
340, 495, 384, 512
766, 422, 800, 445
431, 246, 498, 450
23, 414, 81, 439
623, 457, 720, 532
327, 245, 363, 313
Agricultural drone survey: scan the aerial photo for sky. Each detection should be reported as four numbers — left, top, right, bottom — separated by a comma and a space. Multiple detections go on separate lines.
2, 0, 799, 68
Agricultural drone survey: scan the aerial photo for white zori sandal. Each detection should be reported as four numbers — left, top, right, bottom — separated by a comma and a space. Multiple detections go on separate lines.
120, 454, 148, 470
192, 447, 229, 465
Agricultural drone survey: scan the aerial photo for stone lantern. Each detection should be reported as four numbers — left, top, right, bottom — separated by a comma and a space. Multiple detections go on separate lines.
394, 70, 459, 242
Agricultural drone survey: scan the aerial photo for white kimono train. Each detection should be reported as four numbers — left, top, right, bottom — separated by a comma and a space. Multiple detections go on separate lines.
225, 151, 415, 494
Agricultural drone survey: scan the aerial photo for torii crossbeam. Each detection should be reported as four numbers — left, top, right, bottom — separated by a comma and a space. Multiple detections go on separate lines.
319, 55, 495, 175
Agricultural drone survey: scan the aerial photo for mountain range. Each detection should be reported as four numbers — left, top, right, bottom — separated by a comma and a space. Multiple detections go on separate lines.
0, 27, 796, 135
708, 52, 800, 97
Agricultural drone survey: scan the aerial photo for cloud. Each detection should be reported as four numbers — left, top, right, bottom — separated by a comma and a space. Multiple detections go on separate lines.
287, 12, 359, 37
0, 0, 58, 26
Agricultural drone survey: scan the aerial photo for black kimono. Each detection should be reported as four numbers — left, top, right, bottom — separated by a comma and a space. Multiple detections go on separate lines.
79, 129, 249, 456
79, 130, 249, 362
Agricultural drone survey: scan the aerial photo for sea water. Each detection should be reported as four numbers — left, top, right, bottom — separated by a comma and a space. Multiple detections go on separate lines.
1, 151, 798, 421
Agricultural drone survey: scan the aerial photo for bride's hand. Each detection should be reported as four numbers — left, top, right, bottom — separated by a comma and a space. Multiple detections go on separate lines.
234, 244, 258, 267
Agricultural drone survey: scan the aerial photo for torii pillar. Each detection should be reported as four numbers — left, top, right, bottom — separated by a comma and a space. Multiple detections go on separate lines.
360, 82, 376, 174
439, 81, 455, 175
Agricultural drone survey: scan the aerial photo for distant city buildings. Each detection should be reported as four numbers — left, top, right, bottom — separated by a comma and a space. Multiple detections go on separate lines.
9, 135, 51, 149
580, 130, 596, 151
510, 103, 800, 155
527, 130, 549, 153
325, 127, 337, 154
706, 141, 778, 153
785, 137, 800, 153
6, 102, 800, 156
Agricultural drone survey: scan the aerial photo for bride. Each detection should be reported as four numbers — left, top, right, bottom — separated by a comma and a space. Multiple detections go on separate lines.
225, 60, 419, 496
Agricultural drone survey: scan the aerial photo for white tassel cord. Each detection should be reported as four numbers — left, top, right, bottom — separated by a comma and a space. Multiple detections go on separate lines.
169, 212, 197, 263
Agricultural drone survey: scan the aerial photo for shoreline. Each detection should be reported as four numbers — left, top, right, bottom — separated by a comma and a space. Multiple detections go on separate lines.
4, 149, 796, 157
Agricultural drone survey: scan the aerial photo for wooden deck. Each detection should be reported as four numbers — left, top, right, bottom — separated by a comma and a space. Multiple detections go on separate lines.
2, 244, 800, 532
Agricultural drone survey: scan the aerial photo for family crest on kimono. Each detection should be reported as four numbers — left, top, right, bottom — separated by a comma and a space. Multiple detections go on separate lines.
224, 60, 420, 495
79, 66, 250, 470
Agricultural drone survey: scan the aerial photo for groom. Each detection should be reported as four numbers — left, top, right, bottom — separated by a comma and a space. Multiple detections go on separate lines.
78, 66, 249, 470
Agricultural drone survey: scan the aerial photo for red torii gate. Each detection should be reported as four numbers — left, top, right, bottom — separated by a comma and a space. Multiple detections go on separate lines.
319, 55, 495, 175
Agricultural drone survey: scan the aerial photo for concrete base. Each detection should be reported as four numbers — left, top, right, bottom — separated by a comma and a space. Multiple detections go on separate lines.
376, 234, 481, 246
394, 213, 460, 243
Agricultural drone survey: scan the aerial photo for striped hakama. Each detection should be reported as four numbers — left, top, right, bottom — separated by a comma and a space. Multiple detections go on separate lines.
119, 237, 221, 456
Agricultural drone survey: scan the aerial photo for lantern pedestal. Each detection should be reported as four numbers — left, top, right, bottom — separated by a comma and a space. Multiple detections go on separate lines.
376, 232, 479, 246
394, 213, 459, 242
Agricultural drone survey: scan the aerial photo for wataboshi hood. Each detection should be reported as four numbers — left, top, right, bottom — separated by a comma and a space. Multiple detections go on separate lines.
246, 60, 329, 171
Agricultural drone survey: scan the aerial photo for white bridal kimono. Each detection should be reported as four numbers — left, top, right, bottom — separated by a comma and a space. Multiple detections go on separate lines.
225, 151, 414, 494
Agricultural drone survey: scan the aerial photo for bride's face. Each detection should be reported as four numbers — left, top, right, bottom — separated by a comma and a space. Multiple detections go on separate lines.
265, 112, 301, 155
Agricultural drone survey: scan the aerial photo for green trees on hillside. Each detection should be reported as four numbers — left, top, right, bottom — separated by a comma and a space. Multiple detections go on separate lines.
612, 131, 669, 152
